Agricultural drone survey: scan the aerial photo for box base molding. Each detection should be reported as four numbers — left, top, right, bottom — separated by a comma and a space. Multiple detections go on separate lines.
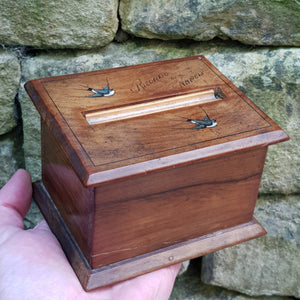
32, 181, 266, 291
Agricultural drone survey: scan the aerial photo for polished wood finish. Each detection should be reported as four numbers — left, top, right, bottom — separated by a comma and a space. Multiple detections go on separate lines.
41, 122, 94, 264
92, 147, 267, 267
33, 180, 266, 291
25, 56, 289, 289
24, 56, 288, 185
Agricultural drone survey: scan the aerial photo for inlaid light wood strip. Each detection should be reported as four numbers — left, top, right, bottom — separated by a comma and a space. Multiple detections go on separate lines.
84, 89, 220, 125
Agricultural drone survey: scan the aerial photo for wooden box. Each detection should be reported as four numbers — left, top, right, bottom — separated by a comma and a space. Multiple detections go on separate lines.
25, 56, 289, 290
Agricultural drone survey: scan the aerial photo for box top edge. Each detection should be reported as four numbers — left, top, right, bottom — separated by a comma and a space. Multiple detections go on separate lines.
24, 55, 289, 186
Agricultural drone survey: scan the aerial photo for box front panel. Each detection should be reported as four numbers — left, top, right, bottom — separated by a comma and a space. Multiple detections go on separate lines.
92, 147, 267, 268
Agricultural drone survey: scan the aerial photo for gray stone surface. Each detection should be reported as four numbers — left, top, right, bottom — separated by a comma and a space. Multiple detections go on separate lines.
171, 259, 294, 300
205, 48, 300, 195
0, 0, 119, 49
24, 201, 43, 230
178, 260, 190, 275
0, 126, 24, 188
20, 40, 299, 193
18, 88, 41, 182
120, 0, 300, 46
0, 49, 20, 135
202, 194, 300, 298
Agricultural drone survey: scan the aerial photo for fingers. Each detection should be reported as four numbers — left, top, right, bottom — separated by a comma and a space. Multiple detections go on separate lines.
31, 220, 64, 250
151, 263, 182, 299
167, 262, 182, 278
99, 262, 182, 300
0, 169, 32, 228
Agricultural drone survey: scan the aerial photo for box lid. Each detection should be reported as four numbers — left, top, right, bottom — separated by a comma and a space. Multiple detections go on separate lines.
25, 56, 289, 186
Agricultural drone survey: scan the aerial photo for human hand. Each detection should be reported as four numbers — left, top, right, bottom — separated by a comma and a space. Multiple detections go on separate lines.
0, 170, 181, 300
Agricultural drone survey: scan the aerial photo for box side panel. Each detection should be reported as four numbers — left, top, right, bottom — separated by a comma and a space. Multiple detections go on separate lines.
41, 122, 94, 264
92, 147, 267, 268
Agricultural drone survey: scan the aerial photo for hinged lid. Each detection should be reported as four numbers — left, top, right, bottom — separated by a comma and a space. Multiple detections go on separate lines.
25, 56, 289, 186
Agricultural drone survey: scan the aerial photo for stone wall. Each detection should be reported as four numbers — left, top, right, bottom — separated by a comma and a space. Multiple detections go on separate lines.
0, 1, 299, 299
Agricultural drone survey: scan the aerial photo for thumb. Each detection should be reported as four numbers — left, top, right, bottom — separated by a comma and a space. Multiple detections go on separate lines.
0, 169, 32, 228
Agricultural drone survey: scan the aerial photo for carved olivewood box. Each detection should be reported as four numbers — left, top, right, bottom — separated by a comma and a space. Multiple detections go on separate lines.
25, 56, 289, 290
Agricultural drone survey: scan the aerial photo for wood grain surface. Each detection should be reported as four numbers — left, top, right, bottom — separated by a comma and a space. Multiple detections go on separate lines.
25, 56, 289, 185
33, 180, 266, 291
